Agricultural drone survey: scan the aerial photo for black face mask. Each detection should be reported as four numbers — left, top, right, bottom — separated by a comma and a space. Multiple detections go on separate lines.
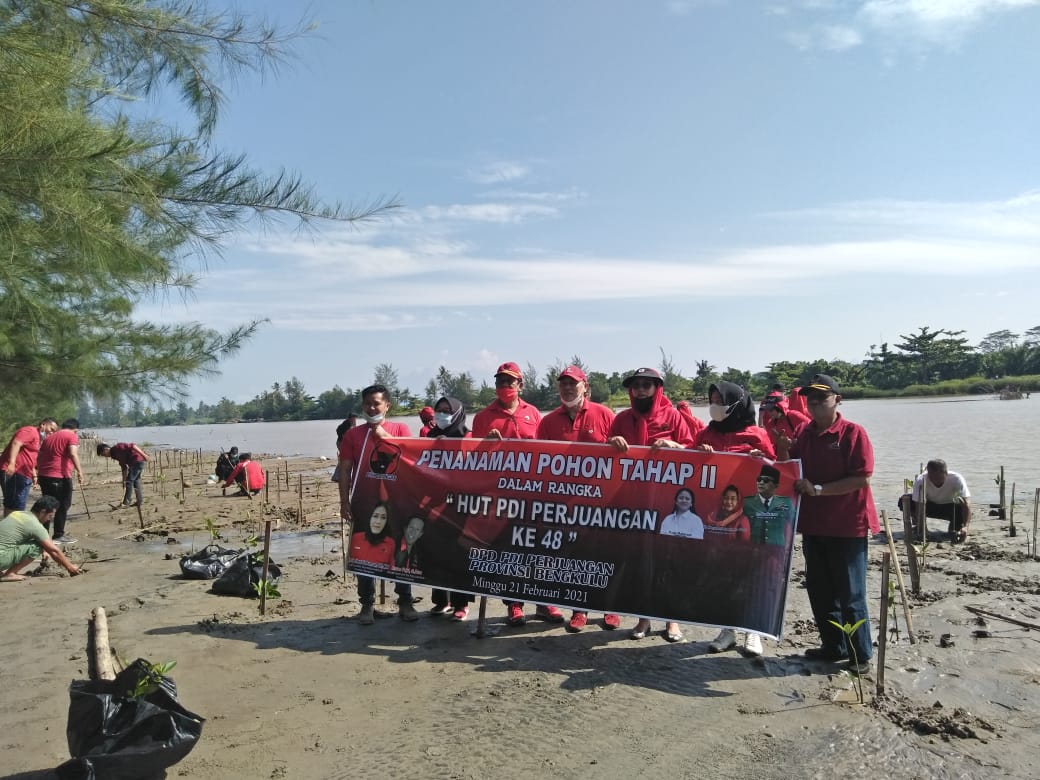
632, 395, 653, 414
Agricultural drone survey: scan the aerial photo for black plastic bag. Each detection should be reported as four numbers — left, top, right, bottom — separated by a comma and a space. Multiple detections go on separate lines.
179, 544, 243, 579
210, 551, 281, 598
56, 658, 204, 780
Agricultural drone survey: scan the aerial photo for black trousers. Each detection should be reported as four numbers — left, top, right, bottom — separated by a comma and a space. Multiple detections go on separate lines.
39, 476, 73, 537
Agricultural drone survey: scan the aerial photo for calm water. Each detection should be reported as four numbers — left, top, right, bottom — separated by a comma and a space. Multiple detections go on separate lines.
92, 395, 1039, 507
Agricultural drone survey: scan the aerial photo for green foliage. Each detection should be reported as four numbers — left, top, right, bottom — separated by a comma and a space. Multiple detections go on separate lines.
828, 618, 867, 703
130, 660, 177, 699
253, 577, 280, 600
0, 0, 394, 430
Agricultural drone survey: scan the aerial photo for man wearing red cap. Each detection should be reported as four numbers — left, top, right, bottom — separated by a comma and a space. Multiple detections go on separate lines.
472, 362, 561, 626
607, 367, 693, 643
537, 365, 620, 632
418, 406, 435, 438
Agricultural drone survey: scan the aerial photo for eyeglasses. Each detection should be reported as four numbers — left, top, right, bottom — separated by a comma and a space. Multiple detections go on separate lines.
495, 376, 519, 387
629, 380, 656, 390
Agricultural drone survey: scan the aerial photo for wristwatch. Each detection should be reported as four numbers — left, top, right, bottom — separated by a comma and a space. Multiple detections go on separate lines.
814, 484, 823, 496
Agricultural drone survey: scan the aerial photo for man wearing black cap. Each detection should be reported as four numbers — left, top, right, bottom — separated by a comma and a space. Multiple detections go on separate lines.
537, 365, 620, 632
778, 374, 878, 675
608, 367, 693, 643
472, 362, 560, 627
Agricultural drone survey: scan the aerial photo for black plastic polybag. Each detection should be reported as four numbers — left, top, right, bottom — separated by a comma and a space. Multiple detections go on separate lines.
179, 544, 243, 579
210, 551, 281, 597
56, 658, 204, 780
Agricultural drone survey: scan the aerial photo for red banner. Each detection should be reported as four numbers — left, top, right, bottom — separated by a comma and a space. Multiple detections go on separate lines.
346, 437, 802, 638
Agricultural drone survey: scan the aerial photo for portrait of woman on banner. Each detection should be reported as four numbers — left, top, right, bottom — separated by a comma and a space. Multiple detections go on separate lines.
350, 502, 395, 569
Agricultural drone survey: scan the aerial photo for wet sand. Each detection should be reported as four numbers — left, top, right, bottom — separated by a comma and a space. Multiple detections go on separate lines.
2, 448, 1039, 779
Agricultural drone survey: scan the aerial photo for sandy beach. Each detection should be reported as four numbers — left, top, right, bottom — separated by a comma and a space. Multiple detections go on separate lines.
2, 445, 1039, 779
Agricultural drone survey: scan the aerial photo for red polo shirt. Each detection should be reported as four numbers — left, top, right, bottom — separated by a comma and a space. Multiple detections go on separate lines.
37, 429, 79, 479
1, 426, 41, 477
471, 400, 541, 439
537, 401, 614, 443
789, 413, 878, 537
338, 422, 412, 468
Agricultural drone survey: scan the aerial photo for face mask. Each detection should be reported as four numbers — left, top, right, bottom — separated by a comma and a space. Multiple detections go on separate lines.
708, 403, 732, 422
361, 410, 385, 425
434, 412, 454, 429
563, 395, 584, 410
632, 395, 653, 414
496, 387, 518, 404
39, 430, 49, 440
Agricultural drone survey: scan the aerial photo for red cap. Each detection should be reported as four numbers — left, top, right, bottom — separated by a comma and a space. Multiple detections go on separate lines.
419, 406, 434, 423
557, 365, 587, 383
495, 362, 523, 380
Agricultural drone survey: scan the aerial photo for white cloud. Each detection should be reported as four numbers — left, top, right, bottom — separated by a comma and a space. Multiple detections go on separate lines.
466, 161, 530, 184
422, 203, 558, 224
780, 0, 1040, 52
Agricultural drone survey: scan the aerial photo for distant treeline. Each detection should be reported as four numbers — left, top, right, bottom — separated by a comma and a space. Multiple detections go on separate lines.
75, 326, 1040, 427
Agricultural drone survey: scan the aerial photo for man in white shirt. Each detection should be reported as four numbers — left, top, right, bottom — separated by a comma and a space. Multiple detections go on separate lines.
902, 459, 972, 543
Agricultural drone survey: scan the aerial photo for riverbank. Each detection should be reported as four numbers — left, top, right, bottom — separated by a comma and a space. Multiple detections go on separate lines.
2, 448, 1039, 779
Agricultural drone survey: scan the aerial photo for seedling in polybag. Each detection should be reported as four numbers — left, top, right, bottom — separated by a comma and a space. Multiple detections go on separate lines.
130, 660, 177, 699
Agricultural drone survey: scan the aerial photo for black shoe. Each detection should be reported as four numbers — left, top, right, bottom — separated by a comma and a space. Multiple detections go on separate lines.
846, 659, 871, 675
804, 646, 848, 661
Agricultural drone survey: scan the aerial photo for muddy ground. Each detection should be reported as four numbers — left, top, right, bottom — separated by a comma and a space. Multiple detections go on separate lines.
2, 446, 1039, 779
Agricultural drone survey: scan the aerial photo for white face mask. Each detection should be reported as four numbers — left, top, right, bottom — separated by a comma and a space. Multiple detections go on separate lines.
708, 403, 732, 423
434, 411, 454, 428
563, 395, 584, 410
361, 410, 385, 425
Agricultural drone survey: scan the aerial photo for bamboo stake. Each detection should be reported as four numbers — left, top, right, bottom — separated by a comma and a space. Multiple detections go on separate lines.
877, 552, 890, 697
965, 605, 1040, 631
284, 461, 289, 489
297, 474, 303, 524
1033, 488, 1039, 561
264, 470, 270, 504
259, 519, 273, 616
91, 607, 117, 681
339, 515, 349, 585
135, 500, 145, 529
78, 475, 92, 521
900, 500, 921, 594
882, 511, 916, 643
276, 471, 281, 503
114, 522, 164, 539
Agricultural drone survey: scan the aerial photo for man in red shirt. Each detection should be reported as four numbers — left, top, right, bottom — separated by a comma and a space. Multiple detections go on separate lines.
537, 365, 620, 632
2, 418, 58, 515
760, 396, 809, 452
224, 453, 266, 496
97, 441, 150, 507
338, 383, 417, 625
37, 418, 85, 543
472, 362, 561, 627
780, 374, 878, 675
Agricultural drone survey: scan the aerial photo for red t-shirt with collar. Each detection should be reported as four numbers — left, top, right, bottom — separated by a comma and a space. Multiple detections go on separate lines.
763, 408, 810, 442
471, 400, 541, 439
537, 401, 614, 443
338, 422, 412, 473
37, 429, 79, 479
789, 413, 878, 537
609, 392, 694, 447
1, 426, 41, 477
694, 426, 776, 459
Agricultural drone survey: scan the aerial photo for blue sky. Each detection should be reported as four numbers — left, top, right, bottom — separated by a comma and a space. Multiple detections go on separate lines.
140, 0, 1040, 405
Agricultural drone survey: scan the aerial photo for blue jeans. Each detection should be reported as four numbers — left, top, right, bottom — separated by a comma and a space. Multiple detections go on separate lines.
1, 472, 32, 511
357, 576, 412, 607
802, 535, 872, 662
123, 462, 145, 505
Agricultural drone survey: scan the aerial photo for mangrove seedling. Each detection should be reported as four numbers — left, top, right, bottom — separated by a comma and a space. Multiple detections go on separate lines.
828, 618, 867, 704
253, 577, 280, 601
130, 660, 177, 699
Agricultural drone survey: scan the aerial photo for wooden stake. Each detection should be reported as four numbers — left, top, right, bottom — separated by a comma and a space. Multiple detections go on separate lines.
297, 474, 303, 524
877, 552, 890, 697
1033, 488, 1039, 560
135, 500, 145, 529
379, 579, 386, 605
259, 519, 273, 616
264, 470, 270, 504
900, 501, 921, 594
965, 605, 1040, 631
475, 596, 489, 639
882, 511, 916, 643
91, 606, 117, 681
339, 515, 349, 585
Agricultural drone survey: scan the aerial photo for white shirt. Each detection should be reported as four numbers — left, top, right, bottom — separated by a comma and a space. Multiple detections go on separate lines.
912, 470, 970, 504
659, 510, 705, 539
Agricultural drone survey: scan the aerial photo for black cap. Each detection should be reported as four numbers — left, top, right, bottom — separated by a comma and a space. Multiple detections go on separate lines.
622, 367, 664, 388
799, 374, 840, 395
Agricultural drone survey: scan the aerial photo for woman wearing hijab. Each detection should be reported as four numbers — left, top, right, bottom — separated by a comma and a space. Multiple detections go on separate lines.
694, 382, 775, 458
425, 397, 473, 621
693, 382, 774, 656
